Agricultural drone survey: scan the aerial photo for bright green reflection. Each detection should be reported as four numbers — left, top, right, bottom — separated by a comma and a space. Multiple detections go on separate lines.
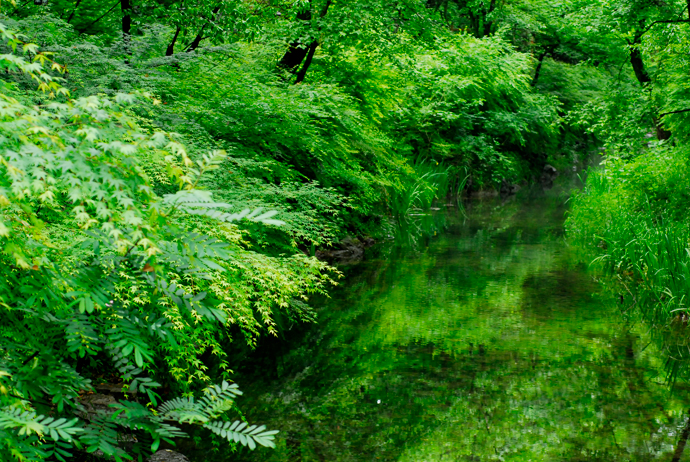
224, 194, 690, 462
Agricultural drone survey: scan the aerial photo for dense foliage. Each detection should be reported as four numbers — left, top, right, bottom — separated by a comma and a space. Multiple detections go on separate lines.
564, 0, 690, 382
1, 0, 689, 458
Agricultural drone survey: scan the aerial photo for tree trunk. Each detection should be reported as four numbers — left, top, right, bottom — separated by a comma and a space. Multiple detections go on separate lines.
276, 0, 332, 79
166, 26, 181, 56
467, 9, 480, 37
531, 51, 548, 87
66, 0, 83, 23
277, 8, 313, 71
671, 412, 690, 462
653, 116, 672, 140
186, 5, 221, 52
121, 0, 132, 56
629, 35, 651, 86
629, 32, 671, 140
295, 41, 318, 83
121, 0, 132, 35
482, 0, 496, 36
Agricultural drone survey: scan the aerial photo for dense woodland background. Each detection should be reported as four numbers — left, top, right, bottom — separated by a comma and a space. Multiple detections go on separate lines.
0, 0, 690, 460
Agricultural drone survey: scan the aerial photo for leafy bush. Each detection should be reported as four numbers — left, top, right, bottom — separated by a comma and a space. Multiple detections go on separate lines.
0, 23, 337, 460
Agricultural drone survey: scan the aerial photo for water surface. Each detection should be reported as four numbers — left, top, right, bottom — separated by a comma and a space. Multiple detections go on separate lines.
228, 193, 690, 462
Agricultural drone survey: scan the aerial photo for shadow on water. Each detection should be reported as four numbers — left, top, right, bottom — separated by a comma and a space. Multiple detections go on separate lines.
196, 184, 690, 462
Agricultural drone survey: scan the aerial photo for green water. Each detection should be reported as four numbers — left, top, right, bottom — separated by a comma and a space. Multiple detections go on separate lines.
228, 193, 690, 462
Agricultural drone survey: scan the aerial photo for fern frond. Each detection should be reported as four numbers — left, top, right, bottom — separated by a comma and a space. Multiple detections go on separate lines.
106, 312, 154, 368
65, 313, 102, 358
203, 420, 278, 450
163, 190, 285, 226
79, 417, 129, 460
157, 397, 209, 424
0, 406, 82, 442
197, 381, 243, 418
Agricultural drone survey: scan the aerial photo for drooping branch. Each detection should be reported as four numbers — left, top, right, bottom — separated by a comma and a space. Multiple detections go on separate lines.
640, 5, 690, 36
75, 1, 119, 33
649, 18, 690, 25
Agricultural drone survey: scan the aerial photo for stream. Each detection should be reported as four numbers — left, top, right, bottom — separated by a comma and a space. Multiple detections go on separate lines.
213, 189, 690, 461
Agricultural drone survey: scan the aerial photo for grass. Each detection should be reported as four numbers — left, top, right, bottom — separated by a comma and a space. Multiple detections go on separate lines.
388, 157, 468, 219
568, 166, 690, 383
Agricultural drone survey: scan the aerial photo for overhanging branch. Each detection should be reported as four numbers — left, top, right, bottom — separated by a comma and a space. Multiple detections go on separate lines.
659, 108, 690, 118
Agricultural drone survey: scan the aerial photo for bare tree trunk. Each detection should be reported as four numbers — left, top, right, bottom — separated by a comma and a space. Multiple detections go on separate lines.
628, 31, 671, 140
277, 0, 332, 82
186, 5, 221, 52
67, 0, 83, 23
467, 9, 480, 37
671, 411, 690, 462
531, 51, 548, 87
166, 26, 181, 56
482, 0, 496, 36
629, 35, 650, 86
121, 0, 132, 57
295, 41, 318, 83
277, 8, 313, 71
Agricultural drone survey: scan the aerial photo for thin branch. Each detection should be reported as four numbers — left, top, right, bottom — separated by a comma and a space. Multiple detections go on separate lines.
659, 108, 690, 118
10, 0, 33, 16
21, 351, 40, 366
648, 19, 690, 26
76, 1, 120, 34
641, 9, 690, 35
67, 0, 84, 24
6, 389, 54, 409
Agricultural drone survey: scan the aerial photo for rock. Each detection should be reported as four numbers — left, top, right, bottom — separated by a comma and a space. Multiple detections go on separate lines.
316, 236, 375, 264
470, 189, 498, 199
78, 390, 139, 457
95, 382, 137, 398
499, 178, 521, 197
540, 164, 558, 189
77, 393, 117, 421
149, 450, 190, 462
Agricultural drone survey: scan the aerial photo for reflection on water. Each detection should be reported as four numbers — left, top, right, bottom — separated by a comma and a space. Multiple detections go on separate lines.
224, 192, 690, 462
